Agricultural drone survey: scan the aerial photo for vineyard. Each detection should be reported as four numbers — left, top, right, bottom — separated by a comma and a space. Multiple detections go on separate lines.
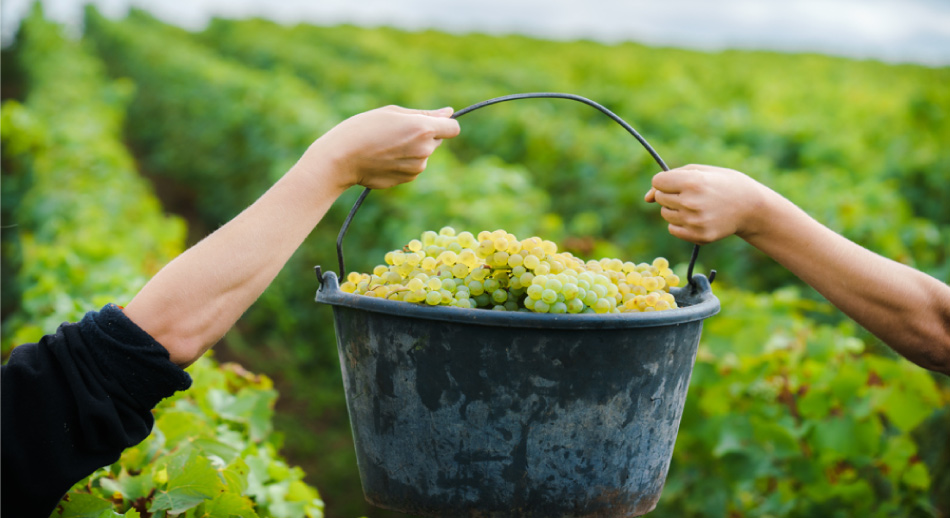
1, 4, 948, 518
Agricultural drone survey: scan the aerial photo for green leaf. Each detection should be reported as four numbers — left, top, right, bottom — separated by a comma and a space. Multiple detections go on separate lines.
220, 457, 251, 494
149, 451, 225, 514
99, 470, 153, 501
902, 462, 931, 490
58, 493, 113, 518
156, 410, 213, 445
205, 493, 260, 518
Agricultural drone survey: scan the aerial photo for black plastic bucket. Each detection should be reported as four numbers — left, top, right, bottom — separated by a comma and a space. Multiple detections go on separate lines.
316, 272, 718, 517
314, 93, 721, 517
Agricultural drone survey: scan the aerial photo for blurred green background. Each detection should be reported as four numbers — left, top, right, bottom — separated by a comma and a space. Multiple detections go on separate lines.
2, 2, 948, 517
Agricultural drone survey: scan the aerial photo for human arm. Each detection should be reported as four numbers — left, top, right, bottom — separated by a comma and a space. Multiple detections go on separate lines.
123, 106, 460, 367
645, 164, 950, 375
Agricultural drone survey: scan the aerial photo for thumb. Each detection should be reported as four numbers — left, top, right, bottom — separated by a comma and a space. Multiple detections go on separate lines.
388, 105, 455, 117
419, 106, 455, 118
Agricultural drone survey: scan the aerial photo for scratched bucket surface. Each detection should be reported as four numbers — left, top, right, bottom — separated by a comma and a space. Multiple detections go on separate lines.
316, 270, 719, 517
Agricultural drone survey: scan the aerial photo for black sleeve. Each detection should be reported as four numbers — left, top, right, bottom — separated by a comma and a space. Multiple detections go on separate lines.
1, 304, 193, 517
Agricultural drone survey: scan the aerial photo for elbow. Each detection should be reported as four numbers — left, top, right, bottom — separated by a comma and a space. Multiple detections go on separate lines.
917, 343, 950, 377
162, 334, 214, 369
903, 280, 950, 377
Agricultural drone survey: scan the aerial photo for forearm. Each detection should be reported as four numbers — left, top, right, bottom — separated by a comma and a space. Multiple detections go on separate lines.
124, 161, 343, 367
743, 188, 950, 374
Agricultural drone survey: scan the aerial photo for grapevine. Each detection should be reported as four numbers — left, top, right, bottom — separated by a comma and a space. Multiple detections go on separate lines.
342, 227, 682, 313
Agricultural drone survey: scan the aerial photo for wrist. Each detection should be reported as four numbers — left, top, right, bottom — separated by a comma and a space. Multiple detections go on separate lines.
294, 136, 357, 195
735, 181, 781, 242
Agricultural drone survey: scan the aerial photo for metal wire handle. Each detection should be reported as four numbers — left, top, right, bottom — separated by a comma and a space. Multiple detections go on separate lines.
334, 92, 714, 291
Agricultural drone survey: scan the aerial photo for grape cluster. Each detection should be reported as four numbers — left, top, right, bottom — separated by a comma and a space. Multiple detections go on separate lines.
341, 227, 682, 314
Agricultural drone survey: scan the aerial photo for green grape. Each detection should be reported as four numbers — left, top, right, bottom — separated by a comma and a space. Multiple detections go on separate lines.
458, 249, 478, 267
550, 302, 568, 314
527, 284, 544, 300
492, 251, 510, 267
593, 298, 611, 313
541, 289, 558, 304
457, 231, 477, 248
567, 298, 585, 313
472, 267, 490, 281
468, 280, 485, 296
439, 251, 458, 265
520, 272, 535, 287
561, 283, 579, 300
476, 239, 495, 257
533, 300, 551, 313
425, 291, 442, 305
583, 290, 598, 306
523, 254, 541, 270
491, 289, 508, 304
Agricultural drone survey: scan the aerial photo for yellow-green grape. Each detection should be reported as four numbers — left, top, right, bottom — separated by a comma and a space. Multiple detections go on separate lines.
642, 277, 660, 291
458, 249, 478, 267
468, 280, 485, 296
653, 257, 669, 270
523, 254, 541, 270
439, 226, 456, 237
407, 239, 423, 252
407, 278, 425, 292
421, 230, 438, 246
452, 264, 470, 278
664, 273, 681, 288
457, 231, 477, 248
425, 291, 442, 305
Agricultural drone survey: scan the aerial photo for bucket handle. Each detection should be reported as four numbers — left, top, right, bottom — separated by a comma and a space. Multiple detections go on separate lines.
330, 92, 715, 292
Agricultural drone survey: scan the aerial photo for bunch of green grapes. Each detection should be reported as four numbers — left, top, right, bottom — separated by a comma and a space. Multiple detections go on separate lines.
340, 227, 682, 314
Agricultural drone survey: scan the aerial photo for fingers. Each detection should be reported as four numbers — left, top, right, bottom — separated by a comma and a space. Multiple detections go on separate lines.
390, 105, 461, 139
644, 187, 656, 203
430, 116, 461, 139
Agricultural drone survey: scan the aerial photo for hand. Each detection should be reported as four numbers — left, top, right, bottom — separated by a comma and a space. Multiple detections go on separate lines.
644, 164, 770, 245
301, 105, 461, 191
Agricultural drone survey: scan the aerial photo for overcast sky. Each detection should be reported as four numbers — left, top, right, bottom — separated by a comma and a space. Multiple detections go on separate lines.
2, 0, 950, 66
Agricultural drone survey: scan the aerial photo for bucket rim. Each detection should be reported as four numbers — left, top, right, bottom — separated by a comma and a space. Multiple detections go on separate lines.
315, 270, 719, 329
